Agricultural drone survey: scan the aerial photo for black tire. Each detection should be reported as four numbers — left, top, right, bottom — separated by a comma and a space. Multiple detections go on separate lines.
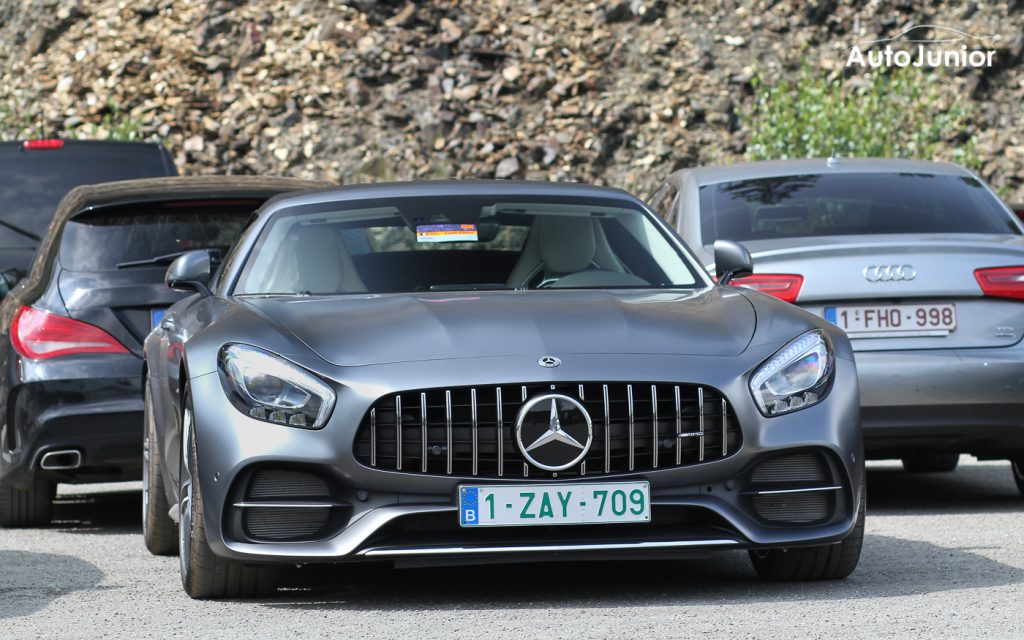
0, 473, 53, 528
143, 380, 178, 555
178, 387, 280, 599
1011, 460, 1024, 497
749, 482, 865, 582
901, 452, 959, 473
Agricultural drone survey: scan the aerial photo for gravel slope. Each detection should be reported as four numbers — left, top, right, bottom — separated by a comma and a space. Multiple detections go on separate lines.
1, 457, 1022, 639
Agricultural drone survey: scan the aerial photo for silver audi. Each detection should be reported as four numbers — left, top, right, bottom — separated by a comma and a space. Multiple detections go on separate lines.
651, 157, 1024, 490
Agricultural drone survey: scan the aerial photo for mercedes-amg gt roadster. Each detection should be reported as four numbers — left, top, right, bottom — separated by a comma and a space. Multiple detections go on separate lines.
142, 181, 864, 598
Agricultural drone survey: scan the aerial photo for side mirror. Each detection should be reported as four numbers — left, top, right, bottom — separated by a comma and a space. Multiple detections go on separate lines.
165, 250, 212, 297
714, 240, 754, 284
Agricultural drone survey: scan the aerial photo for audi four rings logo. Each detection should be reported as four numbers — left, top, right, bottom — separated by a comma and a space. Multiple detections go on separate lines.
863, 265, 917, 282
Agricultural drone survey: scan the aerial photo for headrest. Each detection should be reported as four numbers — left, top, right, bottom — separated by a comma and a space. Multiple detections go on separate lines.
537, 216, 596, 274
290, 224, 343, 293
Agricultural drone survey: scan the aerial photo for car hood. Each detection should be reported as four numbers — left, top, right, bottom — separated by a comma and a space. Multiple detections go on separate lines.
240, 288, 756, 366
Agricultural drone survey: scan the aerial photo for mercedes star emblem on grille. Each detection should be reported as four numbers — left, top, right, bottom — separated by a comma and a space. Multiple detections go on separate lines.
863, 264, 916, 282
515, 393, 593, 471
538, 355, 561, 367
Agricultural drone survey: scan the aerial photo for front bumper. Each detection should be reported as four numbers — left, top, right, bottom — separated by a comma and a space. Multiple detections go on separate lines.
188, 352, 863, 565
0, 354, 144, 488
855, 346, 1024, 457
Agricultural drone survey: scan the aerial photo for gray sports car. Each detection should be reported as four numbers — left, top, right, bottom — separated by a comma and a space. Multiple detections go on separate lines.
650, 158, 1024, 489
143, 180, 863, 598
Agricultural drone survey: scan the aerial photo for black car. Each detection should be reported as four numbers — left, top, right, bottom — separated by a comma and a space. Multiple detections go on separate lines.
0, 139, 177, 283
0, 176, 323, 527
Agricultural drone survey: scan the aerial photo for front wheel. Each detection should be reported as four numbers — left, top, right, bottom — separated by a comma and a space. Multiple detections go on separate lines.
749, 483, 865, 582
178, 386, 280, 599
1012, 460, 1024, 497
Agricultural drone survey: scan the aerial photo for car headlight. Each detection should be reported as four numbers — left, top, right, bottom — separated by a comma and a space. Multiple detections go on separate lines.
217, 344, 335, 429
749, 330, 834, 416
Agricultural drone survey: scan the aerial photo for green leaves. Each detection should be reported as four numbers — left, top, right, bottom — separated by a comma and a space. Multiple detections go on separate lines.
744, 64, 979, 170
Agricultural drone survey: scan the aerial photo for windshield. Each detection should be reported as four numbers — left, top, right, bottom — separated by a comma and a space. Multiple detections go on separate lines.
234, 195, 700, 295
698, 172, 1019, 243
60, 203, 256, 271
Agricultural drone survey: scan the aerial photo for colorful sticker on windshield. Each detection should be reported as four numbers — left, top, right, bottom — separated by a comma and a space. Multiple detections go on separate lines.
416, 224, 479, 243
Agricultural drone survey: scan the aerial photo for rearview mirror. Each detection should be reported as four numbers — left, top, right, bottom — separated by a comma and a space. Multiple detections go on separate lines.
714, 240, 753, 284
165, 250, 212, 297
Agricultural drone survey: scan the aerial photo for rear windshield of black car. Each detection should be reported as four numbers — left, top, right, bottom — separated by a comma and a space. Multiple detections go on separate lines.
698, 172, 1020, 243
0, 149, 171, 248
59, 203, 255, 271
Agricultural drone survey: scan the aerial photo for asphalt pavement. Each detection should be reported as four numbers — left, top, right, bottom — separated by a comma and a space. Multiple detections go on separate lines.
2, 457, 1022, 639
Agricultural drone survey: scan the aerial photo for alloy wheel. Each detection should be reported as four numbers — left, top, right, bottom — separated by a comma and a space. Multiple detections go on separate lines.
178, 404, 194, 581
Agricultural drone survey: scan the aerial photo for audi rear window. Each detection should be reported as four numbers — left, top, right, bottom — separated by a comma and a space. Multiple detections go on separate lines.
698, 172, 1019, 243
59, 203, 256, 271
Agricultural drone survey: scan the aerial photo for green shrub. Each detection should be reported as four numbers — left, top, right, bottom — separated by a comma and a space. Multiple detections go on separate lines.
0, 98, 34, 140
70, 100, 147, 141
744, 65, 979, 169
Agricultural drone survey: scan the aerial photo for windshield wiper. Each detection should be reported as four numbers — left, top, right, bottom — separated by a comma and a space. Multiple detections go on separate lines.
116, 248, 222, 269
0, 219, 42, 244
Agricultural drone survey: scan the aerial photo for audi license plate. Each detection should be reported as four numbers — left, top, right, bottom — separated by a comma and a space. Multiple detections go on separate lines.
824, 303, 956, 338
458, 481, 651, 527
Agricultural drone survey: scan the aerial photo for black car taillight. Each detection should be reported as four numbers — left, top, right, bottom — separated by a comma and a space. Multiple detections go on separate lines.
21, 139, 65, 150
10, 306, 128, 359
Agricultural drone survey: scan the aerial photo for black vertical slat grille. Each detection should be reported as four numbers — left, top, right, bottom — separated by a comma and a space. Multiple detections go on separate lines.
353, 382, 741, 479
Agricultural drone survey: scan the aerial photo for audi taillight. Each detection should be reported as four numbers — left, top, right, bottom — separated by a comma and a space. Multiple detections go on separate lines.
22, 139, 64, 150
975, 267, 1024, 301
731, 274, 804, 303
10, 306, 128, 359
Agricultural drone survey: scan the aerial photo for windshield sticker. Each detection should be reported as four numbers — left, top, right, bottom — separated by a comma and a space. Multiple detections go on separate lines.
416, 224, 479, 243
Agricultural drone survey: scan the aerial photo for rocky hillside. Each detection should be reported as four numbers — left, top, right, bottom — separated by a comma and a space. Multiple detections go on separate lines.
1, 0, 1022, 201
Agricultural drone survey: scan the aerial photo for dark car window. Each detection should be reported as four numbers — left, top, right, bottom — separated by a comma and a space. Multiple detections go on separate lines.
235, 195, 700, 295
0, 150, 172, 246
59, 204, 255, 271
698, 172, 1019, 243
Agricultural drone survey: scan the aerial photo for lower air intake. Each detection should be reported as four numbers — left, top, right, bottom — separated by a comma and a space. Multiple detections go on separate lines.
233, 469, 347, 543
244, 507, 332, 541
752, 492, 830, 524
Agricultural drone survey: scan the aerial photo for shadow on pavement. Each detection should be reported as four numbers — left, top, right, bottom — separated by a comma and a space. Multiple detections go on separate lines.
261, 530, 1023, 610
867, 460, 1022, 515
49, 484, 142, 534
0, 550, 105, 619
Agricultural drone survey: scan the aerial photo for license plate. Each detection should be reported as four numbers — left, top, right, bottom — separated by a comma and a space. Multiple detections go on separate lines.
459, 481, 651, 527
824, 303, 956, 338
150, 308, 166, 329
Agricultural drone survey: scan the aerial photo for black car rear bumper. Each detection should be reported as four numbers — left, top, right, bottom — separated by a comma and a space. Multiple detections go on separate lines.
1, 355, 143, 488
